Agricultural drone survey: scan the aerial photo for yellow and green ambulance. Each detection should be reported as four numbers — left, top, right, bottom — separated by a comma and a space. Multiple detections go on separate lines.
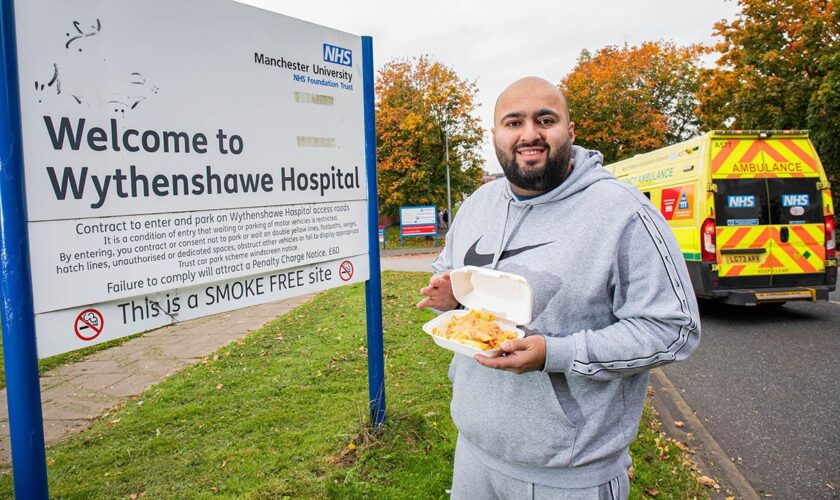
605, 130, 837, 306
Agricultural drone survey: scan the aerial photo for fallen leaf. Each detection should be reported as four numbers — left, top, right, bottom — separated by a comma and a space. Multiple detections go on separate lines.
347, 443, 356, 451
216, 384, 224, 390
674, 420, 685, 428
213, 354, 220, 361
644, 487, 659, 497
673, 441, 690, 452
726, 496, 735, 500
697, 475, 718, 487
47, 459, 55, 466
130, 494, 138, 500
627, 466, 635, 480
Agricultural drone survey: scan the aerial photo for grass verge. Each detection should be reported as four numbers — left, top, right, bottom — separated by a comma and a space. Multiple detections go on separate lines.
0, 272, 709, 498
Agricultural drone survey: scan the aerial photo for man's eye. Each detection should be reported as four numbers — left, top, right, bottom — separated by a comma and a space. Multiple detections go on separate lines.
538, 118, 556, 126
505, 121, 521, 127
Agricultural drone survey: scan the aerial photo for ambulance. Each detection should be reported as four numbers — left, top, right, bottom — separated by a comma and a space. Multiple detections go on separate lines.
605, 130, 837, 306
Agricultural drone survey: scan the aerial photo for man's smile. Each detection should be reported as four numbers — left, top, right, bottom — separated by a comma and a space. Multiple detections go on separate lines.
514, 143, 549, 163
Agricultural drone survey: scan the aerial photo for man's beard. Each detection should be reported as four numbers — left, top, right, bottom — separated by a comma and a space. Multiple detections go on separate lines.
496, 139, 573, 193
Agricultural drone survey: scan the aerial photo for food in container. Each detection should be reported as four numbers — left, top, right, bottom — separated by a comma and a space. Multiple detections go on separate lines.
432, 309, 519, 351
422, 266, 533, 358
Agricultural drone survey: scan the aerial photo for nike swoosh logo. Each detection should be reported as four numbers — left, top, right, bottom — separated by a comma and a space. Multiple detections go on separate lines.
463, 236, 552, 267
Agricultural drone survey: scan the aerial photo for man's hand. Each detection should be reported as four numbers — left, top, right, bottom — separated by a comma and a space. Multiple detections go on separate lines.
474, 336, 546, 374
416, 270, 459, 311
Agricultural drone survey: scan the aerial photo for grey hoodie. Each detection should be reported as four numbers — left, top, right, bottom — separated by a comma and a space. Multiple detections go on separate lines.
434, 145, 701, 488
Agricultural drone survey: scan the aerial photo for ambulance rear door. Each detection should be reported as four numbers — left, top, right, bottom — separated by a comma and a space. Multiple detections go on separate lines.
714, 178, 773, 285
768, 178, 825, 283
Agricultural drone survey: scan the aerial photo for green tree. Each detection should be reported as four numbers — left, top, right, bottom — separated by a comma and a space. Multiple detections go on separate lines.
697, 0, 840, 207
375, 56, 484, 216
561, 42, 703, 163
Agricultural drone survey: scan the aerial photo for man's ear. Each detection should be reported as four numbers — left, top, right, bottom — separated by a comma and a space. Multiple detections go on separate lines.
568, 122, 575, 143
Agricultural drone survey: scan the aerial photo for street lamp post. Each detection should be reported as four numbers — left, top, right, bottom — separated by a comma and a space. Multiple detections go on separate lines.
445, 127, 452, 229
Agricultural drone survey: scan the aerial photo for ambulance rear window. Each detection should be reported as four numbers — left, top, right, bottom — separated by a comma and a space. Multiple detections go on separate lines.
768, 179, 821, 225
715, 179, 769, 227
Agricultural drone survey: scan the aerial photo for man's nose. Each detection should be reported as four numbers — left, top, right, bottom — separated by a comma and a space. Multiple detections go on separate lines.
519, 121, 542, 142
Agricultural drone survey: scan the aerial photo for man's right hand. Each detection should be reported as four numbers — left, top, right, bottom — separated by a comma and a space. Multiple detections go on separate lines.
416, 270, 459, 311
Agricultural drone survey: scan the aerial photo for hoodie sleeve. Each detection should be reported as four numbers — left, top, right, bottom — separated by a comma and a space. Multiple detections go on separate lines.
543, 205, 701, 380
431, 236, 454, 276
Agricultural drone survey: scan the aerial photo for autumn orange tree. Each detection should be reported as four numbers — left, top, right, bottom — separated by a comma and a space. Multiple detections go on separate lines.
375, 56, 484, 216
697, 0, 840, 207
561, 42, 703, 163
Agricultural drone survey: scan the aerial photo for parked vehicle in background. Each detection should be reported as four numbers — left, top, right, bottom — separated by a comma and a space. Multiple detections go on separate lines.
605, 130, 837, 306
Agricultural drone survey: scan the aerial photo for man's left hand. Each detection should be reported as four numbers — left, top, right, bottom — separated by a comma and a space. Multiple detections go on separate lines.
474, 336, 546, 374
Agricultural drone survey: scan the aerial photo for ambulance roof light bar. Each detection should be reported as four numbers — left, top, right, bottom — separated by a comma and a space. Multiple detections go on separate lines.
712, 129, 808, 136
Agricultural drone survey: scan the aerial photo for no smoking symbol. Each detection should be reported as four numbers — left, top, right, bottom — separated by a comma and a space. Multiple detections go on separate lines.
338, 260, 354, 281
75, 308, 104, 341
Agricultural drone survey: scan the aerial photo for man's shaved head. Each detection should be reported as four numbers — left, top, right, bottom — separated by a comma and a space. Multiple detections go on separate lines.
494, 77, 571, 125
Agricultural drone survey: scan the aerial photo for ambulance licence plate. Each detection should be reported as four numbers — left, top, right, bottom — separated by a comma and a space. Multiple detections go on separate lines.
725, 254, 761, 264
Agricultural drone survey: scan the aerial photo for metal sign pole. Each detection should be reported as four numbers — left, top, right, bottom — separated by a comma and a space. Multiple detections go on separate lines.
361, 36, 385, 427
0, 0, 49, 497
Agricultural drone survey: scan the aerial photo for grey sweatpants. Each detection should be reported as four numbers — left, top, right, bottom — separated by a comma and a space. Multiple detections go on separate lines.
451, 438, 629, 500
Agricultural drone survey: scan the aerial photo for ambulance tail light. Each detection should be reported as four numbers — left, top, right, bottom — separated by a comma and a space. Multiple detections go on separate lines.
702, 218, 717, 262
826, 215, 836, 258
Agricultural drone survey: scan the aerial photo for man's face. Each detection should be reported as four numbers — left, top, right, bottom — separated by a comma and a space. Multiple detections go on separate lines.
492, 79, 575, 194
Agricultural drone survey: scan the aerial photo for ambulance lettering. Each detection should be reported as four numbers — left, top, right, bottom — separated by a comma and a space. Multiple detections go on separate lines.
731, 162, 803, 173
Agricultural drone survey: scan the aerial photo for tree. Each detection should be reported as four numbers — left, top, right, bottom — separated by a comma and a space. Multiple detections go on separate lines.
697, 0, 840, 207
560, 42, 703, 164
375, 56, 484, 217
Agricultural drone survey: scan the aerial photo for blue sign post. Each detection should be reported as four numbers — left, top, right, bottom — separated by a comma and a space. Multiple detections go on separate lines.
362, 36, 386, 427
0, 0, 49, 497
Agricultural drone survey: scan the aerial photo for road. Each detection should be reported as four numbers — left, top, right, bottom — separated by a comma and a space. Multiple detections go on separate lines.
382, 252, 840, 498
662, 291, 840, 499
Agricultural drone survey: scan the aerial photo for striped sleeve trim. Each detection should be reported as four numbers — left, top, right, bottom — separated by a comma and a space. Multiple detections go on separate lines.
571, 207, 699, 376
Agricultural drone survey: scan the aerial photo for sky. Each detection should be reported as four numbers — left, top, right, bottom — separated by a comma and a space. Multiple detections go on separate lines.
237, 0, 743, 173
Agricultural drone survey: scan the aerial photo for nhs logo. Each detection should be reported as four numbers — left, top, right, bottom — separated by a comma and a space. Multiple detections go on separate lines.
728, 195, 755, 208
323, 43, 352, 67
782, 194, 809, 207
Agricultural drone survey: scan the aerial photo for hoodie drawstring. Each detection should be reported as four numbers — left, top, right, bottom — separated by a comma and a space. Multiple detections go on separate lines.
490, 201, 533, 270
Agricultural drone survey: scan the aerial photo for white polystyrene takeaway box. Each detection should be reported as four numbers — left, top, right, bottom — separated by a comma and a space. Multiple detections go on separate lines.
422, 266, 534, 357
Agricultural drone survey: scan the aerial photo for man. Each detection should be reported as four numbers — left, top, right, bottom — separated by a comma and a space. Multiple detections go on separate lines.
417, 77, 700, 499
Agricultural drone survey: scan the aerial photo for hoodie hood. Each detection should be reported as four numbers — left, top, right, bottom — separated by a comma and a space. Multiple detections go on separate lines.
503, 145, 612, 205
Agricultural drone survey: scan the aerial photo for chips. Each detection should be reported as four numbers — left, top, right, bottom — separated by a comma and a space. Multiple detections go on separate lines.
431, 310, 518, 351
